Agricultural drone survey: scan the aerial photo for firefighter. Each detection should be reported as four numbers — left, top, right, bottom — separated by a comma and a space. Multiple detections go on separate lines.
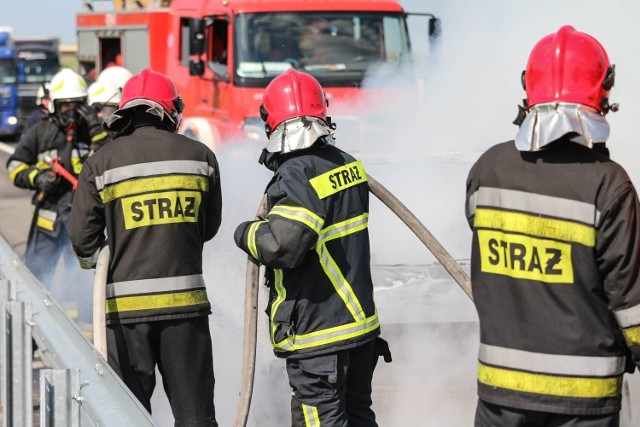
68, 68, 222, 427
87, 66, 133, 150
234, 68, 391, 427
24, 82, 51, 132
466, 25, 640, 426
6, 68, 107, 290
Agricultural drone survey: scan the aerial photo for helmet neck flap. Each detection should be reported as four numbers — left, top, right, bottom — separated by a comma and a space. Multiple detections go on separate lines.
265, 116, 335, 154
515, 102, 610, 151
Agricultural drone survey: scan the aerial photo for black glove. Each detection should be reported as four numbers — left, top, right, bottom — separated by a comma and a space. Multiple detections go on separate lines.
375, 337, 392, 363
34, 168, 62, 195
77, 102, 108, 143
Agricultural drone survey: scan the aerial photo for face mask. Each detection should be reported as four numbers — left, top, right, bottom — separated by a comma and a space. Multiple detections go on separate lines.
60, 106, 80, 128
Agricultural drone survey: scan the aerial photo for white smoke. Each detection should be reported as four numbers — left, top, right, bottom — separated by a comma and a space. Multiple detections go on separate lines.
152, 1, 640, 425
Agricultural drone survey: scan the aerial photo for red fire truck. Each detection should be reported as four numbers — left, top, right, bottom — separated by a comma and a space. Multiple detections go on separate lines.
77, 0, 439, 150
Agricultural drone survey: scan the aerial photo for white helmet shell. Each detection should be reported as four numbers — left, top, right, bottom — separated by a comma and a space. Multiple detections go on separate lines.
35, 82, 50, 106
88, 80, 121, 106
97, 66, 133, 91
48, 68, 88, 113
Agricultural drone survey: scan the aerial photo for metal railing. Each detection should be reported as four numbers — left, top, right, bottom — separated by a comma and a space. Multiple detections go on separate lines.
0, 232, 156, 426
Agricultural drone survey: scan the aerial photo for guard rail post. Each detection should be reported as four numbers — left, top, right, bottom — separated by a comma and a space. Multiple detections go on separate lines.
0, 278, 33, 427
40, 369, 80, 426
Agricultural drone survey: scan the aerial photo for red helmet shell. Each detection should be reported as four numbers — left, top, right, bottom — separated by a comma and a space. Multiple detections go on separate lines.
119, 68, 182, 118
262, 68, 328, 131
524, 25, 612, 112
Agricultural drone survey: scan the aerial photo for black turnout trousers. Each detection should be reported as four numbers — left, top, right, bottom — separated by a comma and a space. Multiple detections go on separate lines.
107, 316, 218, 427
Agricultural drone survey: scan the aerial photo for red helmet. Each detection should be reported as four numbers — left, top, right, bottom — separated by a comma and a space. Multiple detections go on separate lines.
119, 68, 184, 128
261, 68, 328, 133
523, 25, 614, 113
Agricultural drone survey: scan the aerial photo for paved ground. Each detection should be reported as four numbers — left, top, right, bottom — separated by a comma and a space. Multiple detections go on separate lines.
0, 143, 32, 258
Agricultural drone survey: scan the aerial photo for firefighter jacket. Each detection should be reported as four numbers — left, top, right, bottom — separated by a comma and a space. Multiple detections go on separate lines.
234, 144, 380, 359
6, 118, 90, 234
466, 138, 640, 415
69, 122, 222, 325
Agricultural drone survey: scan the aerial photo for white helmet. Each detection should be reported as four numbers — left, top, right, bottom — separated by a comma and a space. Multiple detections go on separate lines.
97, 66, 133, 91
88, 80, 121, 106
35, 83, 50, 106
48, 68, 88, 113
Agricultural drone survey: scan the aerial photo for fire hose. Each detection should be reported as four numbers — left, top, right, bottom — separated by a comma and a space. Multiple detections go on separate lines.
232, 175, 472, 427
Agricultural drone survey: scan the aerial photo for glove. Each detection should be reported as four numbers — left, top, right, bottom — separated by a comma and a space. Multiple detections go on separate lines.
77, 103, 109, 144
34, 168, 62, 195
375, 337, 392, 363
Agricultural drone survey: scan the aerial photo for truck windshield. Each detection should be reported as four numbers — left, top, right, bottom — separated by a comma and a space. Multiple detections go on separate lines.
0, 58, 18, 84
19, 55, 58, 83
234, 12, 410, 88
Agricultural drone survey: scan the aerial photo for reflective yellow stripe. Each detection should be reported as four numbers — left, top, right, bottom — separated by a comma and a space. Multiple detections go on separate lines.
315, 214, 369, 321
317, 245, 365, 321
478, 362, 622, 398
273, 313, 379, 352
36, 215, 55, 231
302, 404, 320, 427
91, 131, 108, 143
8, 163, 29, 183
309, 161, 367, 199
99, 175, 209, 203
105, 289, 208, 313
269, 204, 324, 234
71, 156, 83, 175
622, 326, 640, 347
474, 208, 596, 247
318, 213, 368, 244
270, 269, 286, 344
247, 220, 265, 259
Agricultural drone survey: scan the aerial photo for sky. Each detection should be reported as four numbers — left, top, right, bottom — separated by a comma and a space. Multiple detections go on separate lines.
6, 1, 640, 426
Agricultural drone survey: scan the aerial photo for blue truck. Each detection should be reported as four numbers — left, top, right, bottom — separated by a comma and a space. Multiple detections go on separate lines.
0, 27, 20, 140
14, 36, 60, 130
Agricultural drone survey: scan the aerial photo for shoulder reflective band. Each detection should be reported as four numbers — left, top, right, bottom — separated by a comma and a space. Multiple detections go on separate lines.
309, 161, 367, 199
99, 175, 209, 203
468, 187, 600, 225
474, 208, 596, 247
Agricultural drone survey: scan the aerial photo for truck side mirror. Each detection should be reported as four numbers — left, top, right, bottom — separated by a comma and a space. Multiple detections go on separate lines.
189, 59, 205, 76
189, 19, 206, 56
428, 17, 442, 37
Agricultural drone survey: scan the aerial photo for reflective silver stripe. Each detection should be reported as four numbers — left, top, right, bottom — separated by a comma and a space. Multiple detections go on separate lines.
71, 147, 89, 159
468, 187, 600, 225
317, 245, 365, 321
37, 149, 58, 163
479, 343, 626, 377
275, 313, 379, 351
613, 303, 640, 328
32, 207, 57, 222
319, 213, 368, 244
95, 160, 213, 190
106, 274, 205, 298
6, 160, 25, 174
269, 204, 324, 234
302, 404, 320, 427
